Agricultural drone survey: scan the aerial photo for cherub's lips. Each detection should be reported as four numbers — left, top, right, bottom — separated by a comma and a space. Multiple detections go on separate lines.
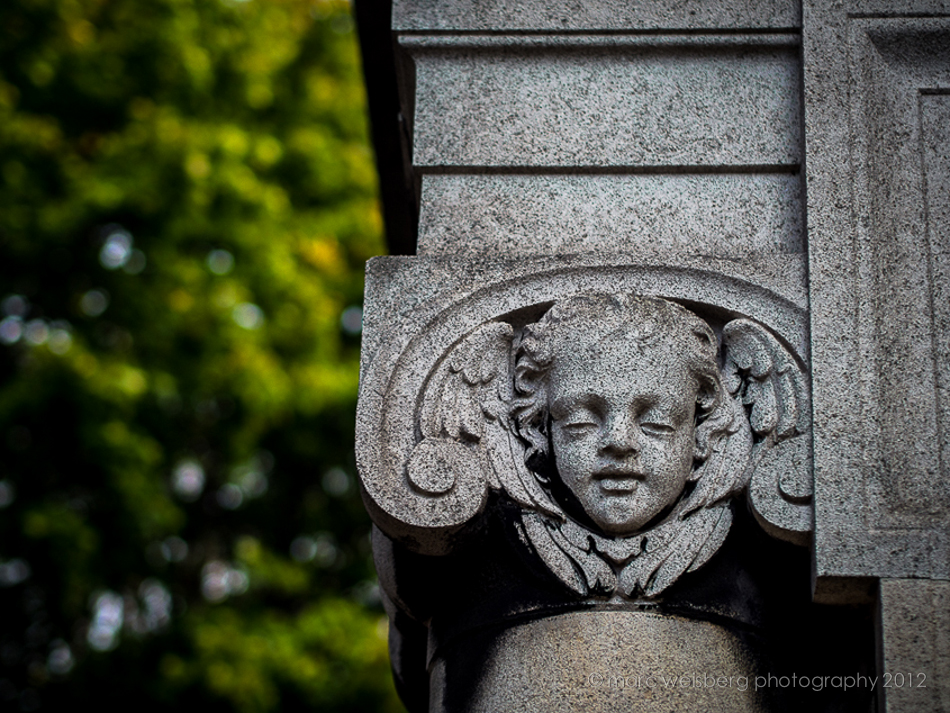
593, 467, 644, 494
597, 479, 638, 494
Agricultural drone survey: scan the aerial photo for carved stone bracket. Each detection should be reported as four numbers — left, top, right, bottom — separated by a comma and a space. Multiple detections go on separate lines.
357, 262, 812, 598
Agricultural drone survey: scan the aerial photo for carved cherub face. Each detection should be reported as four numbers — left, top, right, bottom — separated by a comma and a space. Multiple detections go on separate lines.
514, 294, 723, 537
547, 332, 699, 534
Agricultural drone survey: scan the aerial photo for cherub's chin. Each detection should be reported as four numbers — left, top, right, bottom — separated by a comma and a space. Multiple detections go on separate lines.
588, 490, 654, 535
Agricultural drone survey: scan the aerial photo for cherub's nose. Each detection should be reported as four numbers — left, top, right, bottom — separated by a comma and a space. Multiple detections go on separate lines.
599, 411, 640, 455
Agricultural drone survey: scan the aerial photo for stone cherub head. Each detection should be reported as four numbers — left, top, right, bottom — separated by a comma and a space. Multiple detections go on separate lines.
409, 291, 806, 598
511, 294, 734, 537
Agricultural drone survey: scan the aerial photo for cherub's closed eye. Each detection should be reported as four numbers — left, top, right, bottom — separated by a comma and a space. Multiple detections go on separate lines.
639, 422, 675, 437
560, 421, 598, 436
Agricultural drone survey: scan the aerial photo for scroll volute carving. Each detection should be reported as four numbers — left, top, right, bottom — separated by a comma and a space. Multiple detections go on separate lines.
366, 292, 812, 598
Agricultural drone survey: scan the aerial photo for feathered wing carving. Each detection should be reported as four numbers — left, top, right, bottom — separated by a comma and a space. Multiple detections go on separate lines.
721, 319, 813, 545
618, 506, 733, 597
721, 319, 808, 457
415, 322, 561, 517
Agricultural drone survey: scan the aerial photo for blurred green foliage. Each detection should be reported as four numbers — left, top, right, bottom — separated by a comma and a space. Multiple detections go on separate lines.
0, 0, 401, 710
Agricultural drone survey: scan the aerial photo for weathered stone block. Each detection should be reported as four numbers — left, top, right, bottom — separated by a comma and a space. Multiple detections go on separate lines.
393, 0, 800, 32
877, 579, 950, 712
417, 173, 804, 256
404, 35, 801, 169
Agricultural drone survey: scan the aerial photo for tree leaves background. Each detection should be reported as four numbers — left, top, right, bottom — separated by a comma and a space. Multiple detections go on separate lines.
0, 1, 402, 710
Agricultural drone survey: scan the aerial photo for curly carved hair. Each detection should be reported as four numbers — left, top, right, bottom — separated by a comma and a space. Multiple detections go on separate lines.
511, 293, 730, 478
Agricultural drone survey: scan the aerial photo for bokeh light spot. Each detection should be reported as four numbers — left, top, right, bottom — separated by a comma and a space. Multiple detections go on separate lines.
352, 580, 382, 607
201, 561, 248, 602
232, 302, 263, 330
1, 295, 28, 317
207, 249, 234, 275
80, 289, 109, 317
340, 305, 362, 335
322, 467, 352, 497
310, 533, 338, 567
99, 228, 134, 270
171, 460, 205, 502
159, 536, 188, 563
0, 559, 31, 587
287, 533, 338, 567
0, 481, 15, 509
290, 536, 317, 563
216, 483, 244, 510
0, 317, 22, 345
139, 579, 172, 631
23, 320, 49, 346
232, 455, 270, 500
87, 591, 123, 651
48, 327, 73, 354
123, 249, 147, 275
47, 641, 74, 675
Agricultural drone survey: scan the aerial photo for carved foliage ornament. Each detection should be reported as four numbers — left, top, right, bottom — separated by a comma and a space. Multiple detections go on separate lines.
406, 293, 810, 599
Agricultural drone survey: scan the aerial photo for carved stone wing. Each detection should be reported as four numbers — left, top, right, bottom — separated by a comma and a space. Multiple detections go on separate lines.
721, 318, 813, 544
722, 320, 808, 450
412, 322, 561, 518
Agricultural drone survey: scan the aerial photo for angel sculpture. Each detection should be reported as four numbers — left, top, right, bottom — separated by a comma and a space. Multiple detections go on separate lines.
411, 292, 808, 600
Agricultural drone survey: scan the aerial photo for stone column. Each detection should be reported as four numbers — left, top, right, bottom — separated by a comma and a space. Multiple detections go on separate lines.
350, 0, 948, 710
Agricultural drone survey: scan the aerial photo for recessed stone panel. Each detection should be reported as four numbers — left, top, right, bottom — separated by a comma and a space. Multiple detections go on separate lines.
921, 94, 950, 525
805, 11, 950, 586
